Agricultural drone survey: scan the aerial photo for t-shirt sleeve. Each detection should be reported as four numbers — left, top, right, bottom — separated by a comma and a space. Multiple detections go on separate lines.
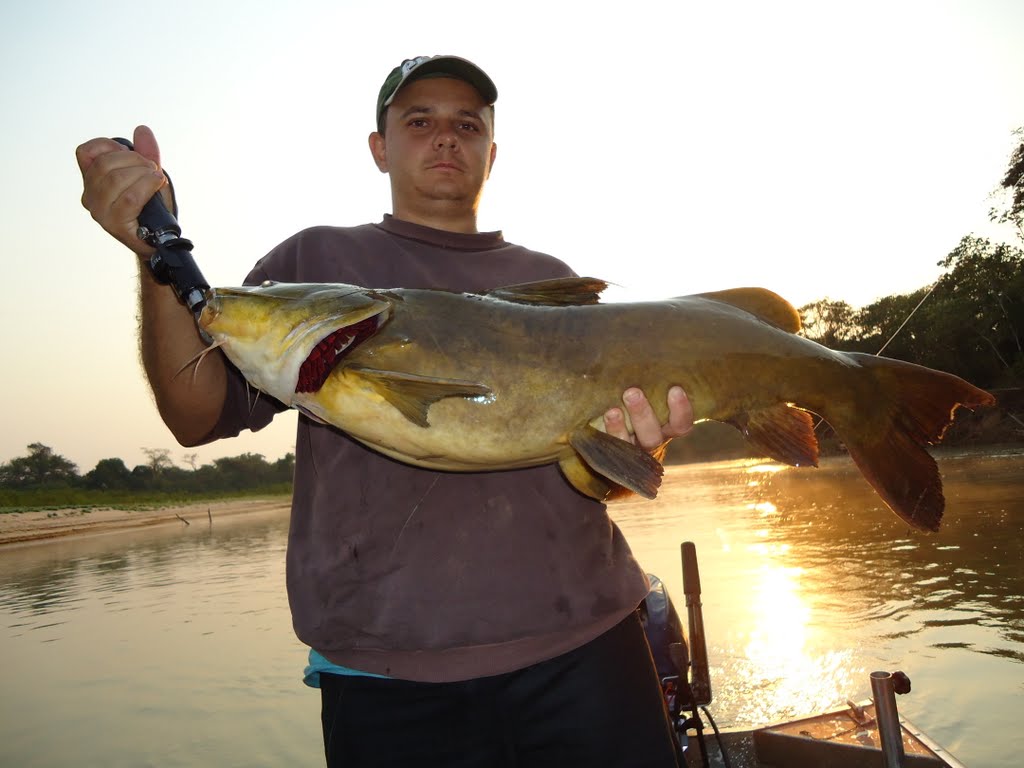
197, 242, 296, 444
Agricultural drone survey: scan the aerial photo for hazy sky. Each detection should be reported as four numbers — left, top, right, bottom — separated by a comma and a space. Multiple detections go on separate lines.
1, 0, 1021, 473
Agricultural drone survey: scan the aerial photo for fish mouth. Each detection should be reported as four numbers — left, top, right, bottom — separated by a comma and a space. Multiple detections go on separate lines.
295, 314, 383, 393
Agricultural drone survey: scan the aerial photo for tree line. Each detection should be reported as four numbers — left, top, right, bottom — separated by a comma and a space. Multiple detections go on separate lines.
0, 443, 294, 508
798, 125, 1024, 390
798, 234, 1023, 389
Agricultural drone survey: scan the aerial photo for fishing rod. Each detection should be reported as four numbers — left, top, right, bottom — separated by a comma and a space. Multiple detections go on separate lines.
113, 137, 210, 321
810, 282, 940, 438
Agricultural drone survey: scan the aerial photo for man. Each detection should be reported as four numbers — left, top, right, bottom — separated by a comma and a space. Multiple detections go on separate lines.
77, 55, 693, 767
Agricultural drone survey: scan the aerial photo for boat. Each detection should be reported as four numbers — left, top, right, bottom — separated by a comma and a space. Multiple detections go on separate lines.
642, 543, 968, 767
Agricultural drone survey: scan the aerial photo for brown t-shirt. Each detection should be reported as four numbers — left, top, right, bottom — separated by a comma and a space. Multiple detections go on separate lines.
208, 216, 649, 682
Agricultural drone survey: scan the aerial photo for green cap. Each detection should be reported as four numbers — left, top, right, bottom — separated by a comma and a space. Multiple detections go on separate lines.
376, 55, 498, 132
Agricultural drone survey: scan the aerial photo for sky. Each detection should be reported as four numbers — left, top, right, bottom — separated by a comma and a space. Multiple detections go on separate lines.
1, 0, 1022, 473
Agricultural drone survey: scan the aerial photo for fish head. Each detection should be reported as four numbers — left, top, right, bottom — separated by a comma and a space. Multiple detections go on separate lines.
198, 281, 392, 403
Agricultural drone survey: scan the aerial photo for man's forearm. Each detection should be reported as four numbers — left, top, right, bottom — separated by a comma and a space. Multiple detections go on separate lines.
138, 260, 227, 446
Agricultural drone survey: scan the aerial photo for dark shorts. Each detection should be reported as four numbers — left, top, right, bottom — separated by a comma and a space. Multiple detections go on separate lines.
320, 610, 681, 767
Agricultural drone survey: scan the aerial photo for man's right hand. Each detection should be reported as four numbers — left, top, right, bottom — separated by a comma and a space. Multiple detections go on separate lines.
76, 125, 172, 257
77, 125, 227, 446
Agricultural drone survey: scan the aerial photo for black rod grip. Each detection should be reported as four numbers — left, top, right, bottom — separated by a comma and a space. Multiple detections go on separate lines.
682, 541, 702, 597
112, 137, 180, 240
110, 136, 208, 319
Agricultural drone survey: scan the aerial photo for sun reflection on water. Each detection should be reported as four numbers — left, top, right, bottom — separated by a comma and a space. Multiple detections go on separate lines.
718, 550, 861, 726
714, 479, 862, 726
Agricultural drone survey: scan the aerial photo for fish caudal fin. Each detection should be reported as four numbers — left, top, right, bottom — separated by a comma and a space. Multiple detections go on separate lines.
833, 353, 996, 532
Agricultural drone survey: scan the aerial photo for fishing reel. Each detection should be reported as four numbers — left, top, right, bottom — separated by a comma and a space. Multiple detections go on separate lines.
113, 137, 209, 319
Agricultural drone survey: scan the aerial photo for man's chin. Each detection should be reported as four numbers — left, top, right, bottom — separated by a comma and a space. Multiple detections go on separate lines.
420, 184, 473, 202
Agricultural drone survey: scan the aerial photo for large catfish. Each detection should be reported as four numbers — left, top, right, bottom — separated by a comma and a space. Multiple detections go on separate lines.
197, 278, 995, 532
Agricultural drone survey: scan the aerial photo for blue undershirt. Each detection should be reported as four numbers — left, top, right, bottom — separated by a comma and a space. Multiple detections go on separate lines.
303, 649, 390, 688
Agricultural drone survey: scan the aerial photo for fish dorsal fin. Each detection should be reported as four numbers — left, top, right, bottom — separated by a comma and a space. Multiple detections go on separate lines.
346, 366, 492, 427
566, 425, 664, 499
696, 287, 802, 333
485, 277, 608, 306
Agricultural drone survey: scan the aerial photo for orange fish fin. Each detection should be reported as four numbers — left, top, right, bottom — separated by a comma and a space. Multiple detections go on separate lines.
832, 353, 996, 532
346, 366, 492, 428
731, 404, 819, 467
558, 454, 614, 500
486, 277, 608, 306
845, 426, 945, 532
567, 425, 664, 499
696, 287, 802, 333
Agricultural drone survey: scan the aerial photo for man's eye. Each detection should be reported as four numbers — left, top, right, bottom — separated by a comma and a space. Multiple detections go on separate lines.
409, 119, 428, 128
460, 123, 480, 132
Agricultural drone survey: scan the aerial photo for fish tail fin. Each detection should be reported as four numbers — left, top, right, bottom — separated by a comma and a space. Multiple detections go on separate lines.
831, 353, 996, 532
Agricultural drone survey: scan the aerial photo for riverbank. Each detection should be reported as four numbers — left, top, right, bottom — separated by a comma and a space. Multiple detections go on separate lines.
0, 497, 290, 547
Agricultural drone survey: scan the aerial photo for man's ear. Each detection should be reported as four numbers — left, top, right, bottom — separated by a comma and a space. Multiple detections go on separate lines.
486, 142, 497, 179
368, 132, 388, 173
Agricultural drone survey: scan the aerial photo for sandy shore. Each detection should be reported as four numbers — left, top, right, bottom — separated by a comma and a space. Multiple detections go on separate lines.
0, 498, 291, 547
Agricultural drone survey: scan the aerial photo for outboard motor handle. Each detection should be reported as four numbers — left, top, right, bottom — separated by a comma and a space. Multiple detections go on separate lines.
682, 541, 712, 706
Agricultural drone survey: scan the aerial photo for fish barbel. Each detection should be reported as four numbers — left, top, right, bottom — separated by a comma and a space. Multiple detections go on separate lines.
197, 277, 996, 532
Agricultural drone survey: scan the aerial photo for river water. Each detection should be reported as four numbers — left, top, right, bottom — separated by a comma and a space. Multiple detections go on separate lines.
1, 448, 1021, 767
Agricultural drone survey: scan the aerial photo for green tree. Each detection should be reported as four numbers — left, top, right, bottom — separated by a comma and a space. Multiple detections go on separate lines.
272, 453, 296, 482
0, 443, 80, 488
799, 298, 861, 348
84, 458, 133, 491
854, 290, 932, 360
990, 126, 1024, 242
930, 235, 1024, 385
212, 453, 273, 490
142, 447, 174, 473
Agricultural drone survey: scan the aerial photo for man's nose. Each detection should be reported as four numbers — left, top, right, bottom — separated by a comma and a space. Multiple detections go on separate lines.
434, 124, 458, 149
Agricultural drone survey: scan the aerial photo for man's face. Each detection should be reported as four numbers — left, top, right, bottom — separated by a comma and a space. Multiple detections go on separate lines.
371, 77, 496, 214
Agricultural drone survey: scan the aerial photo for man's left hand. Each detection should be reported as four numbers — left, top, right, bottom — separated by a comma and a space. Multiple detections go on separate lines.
604, 386, 693, 454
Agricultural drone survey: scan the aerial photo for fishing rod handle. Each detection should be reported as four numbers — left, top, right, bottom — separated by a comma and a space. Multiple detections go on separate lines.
111, 136, 209, 318
112, 137, 181, 245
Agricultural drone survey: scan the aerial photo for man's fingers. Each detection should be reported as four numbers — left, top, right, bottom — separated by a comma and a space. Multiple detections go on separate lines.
80, 156, 163, 252
110, 169, 166, 224
75, 136, 129, 182
133, 125, 161, 166
81, 144, 158, 199
622, 388, 665, 450
83, 161, 160, 216
665, 385, 694, 438
132, 125, 176, 212
603, 406, 630, 441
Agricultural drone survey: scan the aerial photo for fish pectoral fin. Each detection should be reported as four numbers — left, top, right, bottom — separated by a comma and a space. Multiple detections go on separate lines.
485, 277, 607, 306
567, 426, 664, 500
294, 403, 330, 425
347, 366, 491, 428
695, 287, 802, 333
730, 403, 819, 467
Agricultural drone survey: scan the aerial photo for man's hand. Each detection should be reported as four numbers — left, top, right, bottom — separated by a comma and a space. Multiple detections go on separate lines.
76, 125, 171, 256
604, 386, 693, 454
